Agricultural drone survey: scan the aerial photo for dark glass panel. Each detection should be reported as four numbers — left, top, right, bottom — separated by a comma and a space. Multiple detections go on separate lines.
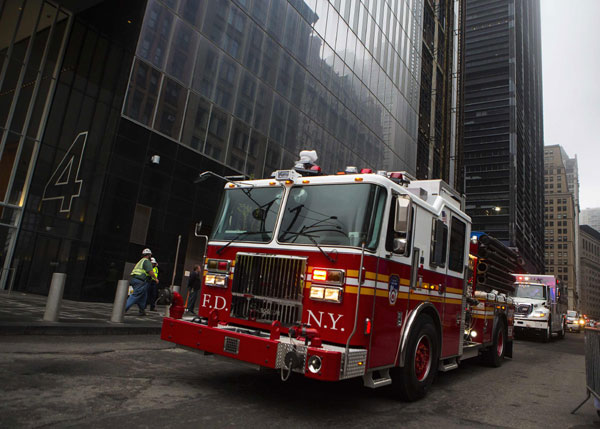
259, 37, 280, 87
154, 77, 186, 138
242, 20, 263, 75
276, 50, 293, 99
252, 81, 272, 135
250, 0, 269, 26
263, 140, 281, 173
223, 4, 247, 61
178, 0, 206, 28
204, 106, 230, 162
123, 58, 161, 126
181, 92, 210, 152
192, 35, 219, 100
202, 0, 229, 46
269, 94, 287, 144
166, 18, 198, 86
227, 118, 250, 172
235, 69, 256, 124
214, 55, 239, 111
136, 0, 173, 70
266, 0, 286, 42
246, 129, 266, 179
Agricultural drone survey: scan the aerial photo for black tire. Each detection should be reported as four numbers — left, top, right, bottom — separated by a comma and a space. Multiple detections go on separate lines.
484, 318, 506, 367
393, 314, 439, 401
542, 319, 551, 343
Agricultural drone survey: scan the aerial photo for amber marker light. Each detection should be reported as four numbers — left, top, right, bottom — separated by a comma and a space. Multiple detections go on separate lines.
269, 181, 276, 185
228, 183, 235, 188
354, 177, 363, 182
302, 180, 310, 183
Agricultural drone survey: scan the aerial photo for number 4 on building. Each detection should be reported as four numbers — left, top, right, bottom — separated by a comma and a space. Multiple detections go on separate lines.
42, 131, 88, 213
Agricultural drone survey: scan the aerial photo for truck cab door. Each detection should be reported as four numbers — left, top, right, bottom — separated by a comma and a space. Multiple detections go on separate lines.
368, 194, 412, 369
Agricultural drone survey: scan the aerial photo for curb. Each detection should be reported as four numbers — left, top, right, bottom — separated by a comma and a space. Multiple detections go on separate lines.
0, 323, 162, 336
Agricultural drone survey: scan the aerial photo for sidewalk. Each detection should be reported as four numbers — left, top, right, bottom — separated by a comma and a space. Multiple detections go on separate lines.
0, 290, 167, 335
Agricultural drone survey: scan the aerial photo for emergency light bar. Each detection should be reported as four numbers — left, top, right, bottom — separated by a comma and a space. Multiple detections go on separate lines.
274, 170, 301, 181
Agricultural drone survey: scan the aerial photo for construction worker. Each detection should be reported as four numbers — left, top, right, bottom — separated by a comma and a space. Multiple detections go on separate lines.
148, 257, 159, 311
126, 248, 157, 316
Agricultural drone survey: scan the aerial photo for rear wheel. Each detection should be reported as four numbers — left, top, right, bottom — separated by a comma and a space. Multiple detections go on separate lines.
393, 315, 439, 401
484, 318, 506, 367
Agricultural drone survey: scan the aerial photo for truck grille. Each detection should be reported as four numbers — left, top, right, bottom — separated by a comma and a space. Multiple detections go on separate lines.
230, 253, 307, 327
516, 304, 532, 315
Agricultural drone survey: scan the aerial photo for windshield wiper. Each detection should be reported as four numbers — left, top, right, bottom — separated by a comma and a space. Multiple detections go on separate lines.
216, 230, 273, 255
279, 228, 338, 263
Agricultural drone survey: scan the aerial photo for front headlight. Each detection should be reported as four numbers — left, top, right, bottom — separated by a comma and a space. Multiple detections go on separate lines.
309, 285, 343, 303
532, 310, 547, 318
205, 273, 228, 288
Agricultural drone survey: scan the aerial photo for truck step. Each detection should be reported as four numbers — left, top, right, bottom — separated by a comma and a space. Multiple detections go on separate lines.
363, 369, 392, 388
439, 359, 459, 372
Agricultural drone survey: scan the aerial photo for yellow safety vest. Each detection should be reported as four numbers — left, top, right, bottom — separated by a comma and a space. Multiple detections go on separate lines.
131, 258, 149, 278
153, 266, 159, 280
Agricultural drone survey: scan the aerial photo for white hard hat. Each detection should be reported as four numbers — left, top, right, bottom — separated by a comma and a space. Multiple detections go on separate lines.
142, 248, 152, 255
151, 257, 157, 264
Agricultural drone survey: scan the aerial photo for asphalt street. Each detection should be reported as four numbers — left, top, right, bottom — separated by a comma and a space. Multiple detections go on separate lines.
0, 332, 597, 428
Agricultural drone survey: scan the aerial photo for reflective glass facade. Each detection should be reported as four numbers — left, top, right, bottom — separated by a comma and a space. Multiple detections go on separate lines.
0, 0, 463, 301
463, 0, 544, 272
124, 0, 426, 175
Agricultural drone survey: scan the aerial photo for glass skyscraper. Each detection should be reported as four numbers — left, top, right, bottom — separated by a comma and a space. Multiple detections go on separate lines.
463, 0, 544, 273
0, 0, 461, 300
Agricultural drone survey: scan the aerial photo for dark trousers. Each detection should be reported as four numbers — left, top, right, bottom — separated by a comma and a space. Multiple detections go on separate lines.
147, 281, 158, 309
126, 278, 149, 312
187, 288, 199, 312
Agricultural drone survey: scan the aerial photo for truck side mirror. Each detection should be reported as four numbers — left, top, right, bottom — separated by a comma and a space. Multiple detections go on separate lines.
395, 197, 411, 234
393, 197, 412, 255
393, 238, 407, 254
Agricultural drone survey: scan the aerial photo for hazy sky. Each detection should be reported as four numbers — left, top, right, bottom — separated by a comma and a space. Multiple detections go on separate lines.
541, 0, 600, 209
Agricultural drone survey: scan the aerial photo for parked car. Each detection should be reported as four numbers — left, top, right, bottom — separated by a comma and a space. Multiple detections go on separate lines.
566, 310, 583, 332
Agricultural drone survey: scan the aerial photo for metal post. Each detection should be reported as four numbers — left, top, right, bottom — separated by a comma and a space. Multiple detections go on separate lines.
110, 280, 129, 323
43, 273, 66, 322
170, 234, 182, 291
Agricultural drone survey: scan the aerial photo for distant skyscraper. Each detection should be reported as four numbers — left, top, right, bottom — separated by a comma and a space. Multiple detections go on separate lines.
581, 208, 600, 232
580, 225, 600, 319
462, 0, 544, 273
543, 145, 578, 310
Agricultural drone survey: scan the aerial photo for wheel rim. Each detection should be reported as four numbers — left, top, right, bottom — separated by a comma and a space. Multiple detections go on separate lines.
496, 329, 504, 356
414, 335, 432, 382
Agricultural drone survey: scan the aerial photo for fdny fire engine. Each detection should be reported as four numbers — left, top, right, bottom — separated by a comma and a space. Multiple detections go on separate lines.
161, 151, 514, 400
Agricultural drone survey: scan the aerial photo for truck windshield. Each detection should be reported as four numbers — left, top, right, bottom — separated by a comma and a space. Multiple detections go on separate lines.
211, 186, 284, 242
278, 183, 387, 250
567, 310, 578, 317
514, 284, 547, 300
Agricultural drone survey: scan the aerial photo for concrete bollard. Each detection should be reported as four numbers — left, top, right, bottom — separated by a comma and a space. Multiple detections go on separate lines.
110, 280, 129, 323
43, 273, 66, 322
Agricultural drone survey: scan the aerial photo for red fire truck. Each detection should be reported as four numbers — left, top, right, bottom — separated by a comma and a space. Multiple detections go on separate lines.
161, 154, 514, 400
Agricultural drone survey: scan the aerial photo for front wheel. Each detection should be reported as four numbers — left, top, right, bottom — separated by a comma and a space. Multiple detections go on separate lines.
542, 320, 551, 342
558, 320, 566, 339
484, 318, 506, 367
392, 314, 439, 401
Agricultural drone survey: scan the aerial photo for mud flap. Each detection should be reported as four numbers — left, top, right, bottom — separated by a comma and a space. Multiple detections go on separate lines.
505, 339, 513, 358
